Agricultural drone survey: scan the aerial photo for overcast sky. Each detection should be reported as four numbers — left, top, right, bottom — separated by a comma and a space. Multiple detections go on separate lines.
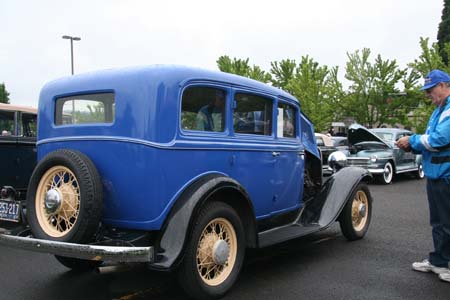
0, 0, 444, 107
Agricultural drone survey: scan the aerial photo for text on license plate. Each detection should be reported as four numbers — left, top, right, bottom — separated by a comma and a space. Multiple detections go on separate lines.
0, 199, 20, 222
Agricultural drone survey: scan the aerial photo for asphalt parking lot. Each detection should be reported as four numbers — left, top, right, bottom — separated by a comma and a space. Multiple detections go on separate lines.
1, 176, 449, 299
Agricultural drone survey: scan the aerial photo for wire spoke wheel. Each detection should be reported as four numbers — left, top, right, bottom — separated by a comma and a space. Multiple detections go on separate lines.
36, 166, 80, 237
351, 190, 369, 232
27, 149, 103, 245
196, 218, 237, 286
339, 183, 372, 241
177, 201, 244, 300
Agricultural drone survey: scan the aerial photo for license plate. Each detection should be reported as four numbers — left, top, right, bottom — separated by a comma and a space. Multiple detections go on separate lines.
0, 199, 20, 222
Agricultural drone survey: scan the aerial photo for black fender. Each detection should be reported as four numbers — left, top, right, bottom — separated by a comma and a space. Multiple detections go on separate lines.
301, 167, 372, 227
150, 173, 256, 270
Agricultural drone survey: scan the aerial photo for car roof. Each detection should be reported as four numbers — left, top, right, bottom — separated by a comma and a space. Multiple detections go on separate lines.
42, 64, 298, 103
0, 103, 37, 114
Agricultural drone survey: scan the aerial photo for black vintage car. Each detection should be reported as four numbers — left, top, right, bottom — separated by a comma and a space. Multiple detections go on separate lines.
0, 103, 37, 205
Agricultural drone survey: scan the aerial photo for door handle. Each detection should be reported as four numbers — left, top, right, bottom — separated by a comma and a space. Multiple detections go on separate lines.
272, 152, 280, 157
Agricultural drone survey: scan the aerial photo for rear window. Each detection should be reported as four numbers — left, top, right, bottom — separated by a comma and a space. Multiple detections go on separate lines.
55, 93, 115, 125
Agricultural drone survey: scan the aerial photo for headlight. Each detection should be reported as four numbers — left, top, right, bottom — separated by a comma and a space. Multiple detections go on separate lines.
328, 151, 347, 172
370, 155, 378, 163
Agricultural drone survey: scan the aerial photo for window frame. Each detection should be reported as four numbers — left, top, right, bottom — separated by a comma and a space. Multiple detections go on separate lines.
54, 92, 116, 126
179, 83, 230, 136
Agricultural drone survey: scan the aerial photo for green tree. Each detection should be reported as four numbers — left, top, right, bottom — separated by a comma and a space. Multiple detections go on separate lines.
217, 56, 271, 83
0, 83, 10, 104
270, 59, 296, 92
342, 48, 411, 128
408, 37, 450, 132
285, 56, 341, 131
438, 0, 450, 64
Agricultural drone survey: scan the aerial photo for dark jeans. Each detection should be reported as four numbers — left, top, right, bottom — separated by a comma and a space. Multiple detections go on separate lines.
427, 178, 450, 267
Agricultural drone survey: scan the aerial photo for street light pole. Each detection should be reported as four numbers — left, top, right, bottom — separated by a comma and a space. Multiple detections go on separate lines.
62, 35, 81, 75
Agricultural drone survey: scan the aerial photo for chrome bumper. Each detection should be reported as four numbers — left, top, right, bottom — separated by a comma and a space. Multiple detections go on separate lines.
0, 233, 154, 263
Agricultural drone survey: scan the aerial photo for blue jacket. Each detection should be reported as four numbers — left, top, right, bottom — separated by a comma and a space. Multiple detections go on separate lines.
410, 96, 450, 179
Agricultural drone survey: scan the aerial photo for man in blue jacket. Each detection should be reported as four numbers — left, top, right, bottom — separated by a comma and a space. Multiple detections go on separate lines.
397, 69, 450, 283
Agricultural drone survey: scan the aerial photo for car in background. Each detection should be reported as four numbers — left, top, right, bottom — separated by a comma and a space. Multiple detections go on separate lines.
0, 103, 37, 203
331, 136, 349, 151
341, 124, 424, 184
315, 133, 337, 174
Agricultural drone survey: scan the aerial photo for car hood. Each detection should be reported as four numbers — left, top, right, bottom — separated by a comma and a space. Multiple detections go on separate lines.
348, 124, 391, 148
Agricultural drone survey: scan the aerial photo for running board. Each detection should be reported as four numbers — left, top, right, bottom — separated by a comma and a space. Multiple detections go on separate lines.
258, 223, 323, 248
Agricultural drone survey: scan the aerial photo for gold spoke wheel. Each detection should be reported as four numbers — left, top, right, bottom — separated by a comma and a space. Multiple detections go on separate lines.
196, 217, 237, 286
351, 190, 368, 232
35, 166, 80, 237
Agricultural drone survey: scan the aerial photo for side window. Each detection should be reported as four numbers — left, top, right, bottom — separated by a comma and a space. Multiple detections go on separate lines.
55, 93, 115, 125
181, 87, 226, 132
316, 137, 324, 146
21, 113, 37, 137
277, 102, 296, 138
233, 93, 272, 135
0, 110, 15, 136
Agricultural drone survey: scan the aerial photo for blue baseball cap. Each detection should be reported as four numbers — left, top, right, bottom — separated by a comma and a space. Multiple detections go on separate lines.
420, 69, 450, 90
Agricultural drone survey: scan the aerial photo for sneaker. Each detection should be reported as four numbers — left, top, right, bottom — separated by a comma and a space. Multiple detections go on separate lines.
439, 271, 450, 282
412, 259, 449, 274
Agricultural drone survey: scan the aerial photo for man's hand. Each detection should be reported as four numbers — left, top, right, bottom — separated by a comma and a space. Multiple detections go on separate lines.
396, 136, 411, 152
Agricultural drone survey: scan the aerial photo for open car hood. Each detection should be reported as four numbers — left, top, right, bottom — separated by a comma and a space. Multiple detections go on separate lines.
347, 124, 390, 147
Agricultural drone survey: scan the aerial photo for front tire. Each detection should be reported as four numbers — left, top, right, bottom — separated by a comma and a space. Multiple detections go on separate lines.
377, 162, 393, 184
339, 183, 372, 241
27, 149, 103, 243
177, 202, 245, 300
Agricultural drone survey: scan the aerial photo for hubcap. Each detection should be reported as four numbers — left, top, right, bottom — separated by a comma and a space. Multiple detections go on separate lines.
213, 239, 230, 265
358, 203, 366, 218
45, 189, 62, 214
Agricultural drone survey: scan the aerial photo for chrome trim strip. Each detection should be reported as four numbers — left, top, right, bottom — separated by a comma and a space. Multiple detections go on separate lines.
366, 168, 385, 174
0, 234, 154, 263
37, 136, 302, 152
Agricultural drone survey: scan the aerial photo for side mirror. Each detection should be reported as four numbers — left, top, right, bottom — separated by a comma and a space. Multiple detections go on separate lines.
328, 151, 347, 172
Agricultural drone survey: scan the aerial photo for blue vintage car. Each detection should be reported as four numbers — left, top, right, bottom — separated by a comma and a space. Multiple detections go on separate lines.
0, 65, 372, 299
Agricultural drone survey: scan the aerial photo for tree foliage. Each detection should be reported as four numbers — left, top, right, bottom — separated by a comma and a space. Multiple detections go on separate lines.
216, 33, 450, 133
438, 0, 450, 64
342, 48, 411, 128
284, 56, 340, 131
0, 83, 10, 104
408, 37, 450, 132
216, 56, 271, 83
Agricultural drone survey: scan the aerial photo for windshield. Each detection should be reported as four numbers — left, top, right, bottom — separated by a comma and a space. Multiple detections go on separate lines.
372, 131, 394, 142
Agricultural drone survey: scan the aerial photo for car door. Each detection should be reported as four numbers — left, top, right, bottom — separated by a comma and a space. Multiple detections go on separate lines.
395, 132, 415, 169
271, 99, 303, 213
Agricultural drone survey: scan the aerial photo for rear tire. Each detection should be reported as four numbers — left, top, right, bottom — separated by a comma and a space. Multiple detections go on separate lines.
177, 201, 245, 300
27, 149, 103, 243
339, 183, 372, 241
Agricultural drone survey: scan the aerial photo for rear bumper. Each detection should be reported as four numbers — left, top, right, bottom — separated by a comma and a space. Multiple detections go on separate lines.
0, 233, 154, 263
